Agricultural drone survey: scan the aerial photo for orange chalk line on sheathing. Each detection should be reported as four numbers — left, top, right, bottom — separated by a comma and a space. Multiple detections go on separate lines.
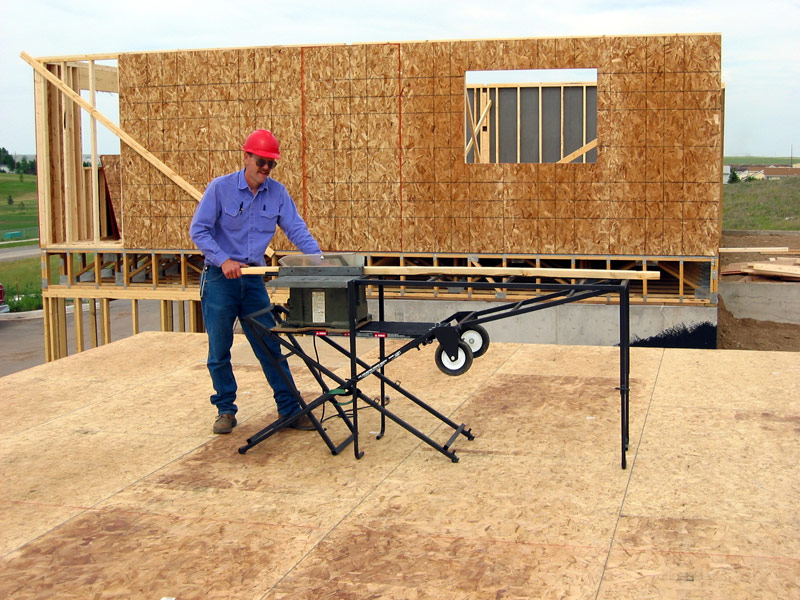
397, 43, 404, 251
300, 46, 309, 224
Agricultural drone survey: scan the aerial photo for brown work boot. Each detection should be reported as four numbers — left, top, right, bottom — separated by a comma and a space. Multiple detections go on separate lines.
284, 413, 316, 430
213, 413, 237, 434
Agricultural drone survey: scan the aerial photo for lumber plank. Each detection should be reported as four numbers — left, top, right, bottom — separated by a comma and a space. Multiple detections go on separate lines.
364, 266, 659, 280
746, 262, 800, 281
770, 257, 800, 265
43, 286, 200, 301
61, 63, 77, 243
720, 262, 750, 275
70, 61, 119, 93
88, 60, 101, 243
557, 138, 598, 163
241, 265, 659, 280
718, 247, 789, 253
33, 71, 52, 245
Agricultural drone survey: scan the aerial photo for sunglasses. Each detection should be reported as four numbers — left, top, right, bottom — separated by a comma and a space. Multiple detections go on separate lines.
254, 156, 277, 170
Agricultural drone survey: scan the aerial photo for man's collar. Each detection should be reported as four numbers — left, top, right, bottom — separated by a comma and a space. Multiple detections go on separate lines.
237, 169, 249, 190
238, 168, 269, 192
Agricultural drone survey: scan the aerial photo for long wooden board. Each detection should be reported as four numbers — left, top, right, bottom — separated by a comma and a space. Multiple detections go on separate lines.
241, 265, 660, 280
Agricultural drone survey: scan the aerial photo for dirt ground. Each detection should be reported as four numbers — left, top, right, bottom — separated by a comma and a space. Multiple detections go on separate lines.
717, 230, 800, 351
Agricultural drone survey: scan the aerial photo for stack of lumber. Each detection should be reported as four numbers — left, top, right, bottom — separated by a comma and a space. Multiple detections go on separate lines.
744, 257, 800, 281
721, 251, 800, 281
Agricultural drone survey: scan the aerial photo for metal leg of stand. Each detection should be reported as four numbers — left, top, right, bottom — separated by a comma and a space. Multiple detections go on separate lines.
355, 394, 471, 463
315, 334, 474, 439
237, 389, 351, 455
310, 326, 475, 462
619, 281, 631, 470
347, 280, 364, 459
237, 316, 356, 456
377, 284, 387, 439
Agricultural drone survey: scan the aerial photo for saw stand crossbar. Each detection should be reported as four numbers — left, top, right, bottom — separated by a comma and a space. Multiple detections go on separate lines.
238, 278, 632, 467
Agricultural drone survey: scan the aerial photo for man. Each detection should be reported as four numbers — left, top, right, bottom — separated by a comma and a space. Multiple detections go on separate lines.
190, 129, 321, 434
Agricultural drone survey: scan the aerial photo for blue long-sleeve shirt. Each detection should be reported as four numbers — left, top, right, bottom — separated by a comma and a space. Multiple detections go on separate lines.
190, 169, 320, 266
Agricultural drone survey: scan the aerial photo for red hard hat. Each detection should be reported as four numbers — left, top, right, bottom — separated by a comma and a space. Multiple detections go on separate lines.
242, 129, 281, 160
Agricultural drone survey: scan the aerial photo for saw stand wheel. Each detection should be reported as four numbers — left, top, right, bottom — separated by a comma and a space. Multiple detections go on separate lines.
434, 340, 473, 376
460, 325, 490, 358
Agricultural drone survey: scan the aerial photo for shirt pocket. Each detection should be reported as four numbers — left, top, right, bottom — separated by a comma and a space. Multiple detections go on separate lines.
256, 205, 279, 234
220, 201, 245, 230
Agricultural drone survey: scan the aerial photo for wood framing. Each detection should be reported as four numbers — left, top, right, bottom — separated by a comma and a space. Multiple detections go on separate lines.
465, 81, 598, 165
25, 33, 724, 361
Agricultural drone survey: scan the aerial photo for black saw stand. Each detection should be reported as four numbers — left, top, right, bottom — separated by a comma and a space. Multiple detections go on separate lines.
238, 277, 632, 468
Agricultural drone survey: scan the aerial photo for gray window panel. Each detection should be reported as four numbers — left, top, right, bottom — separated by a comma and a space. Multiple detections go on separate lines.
541, 87, 561, 163
466, 82, 597, 164
488, 87, 497, 162
519, 87, 539, 163
466, 88, 476, 163
498, 88, 518, 163
586, 87, 598, 163
564, 86, 585, 162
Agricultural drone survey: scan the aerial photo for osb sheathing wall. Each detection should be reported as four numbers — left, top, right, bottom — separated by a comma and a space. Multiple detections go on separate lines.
116, 34, 722, 257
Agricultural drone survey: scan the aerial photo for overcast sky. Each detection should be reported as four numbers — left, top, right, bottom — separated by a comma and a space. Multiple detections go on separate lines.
1, 0, 798, 157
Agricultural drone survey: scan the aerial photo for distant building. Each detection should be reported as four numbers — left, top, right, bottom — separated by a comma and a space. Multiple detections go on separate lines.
763, 167, 800, 180
728, 164, 800, 180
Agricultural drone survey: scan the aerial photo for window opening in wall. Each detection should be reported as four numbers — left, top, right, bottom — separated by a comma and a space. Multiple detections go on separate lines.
77, 60, 121, 243
75, 59, 121, 157
465, 68, 597, 164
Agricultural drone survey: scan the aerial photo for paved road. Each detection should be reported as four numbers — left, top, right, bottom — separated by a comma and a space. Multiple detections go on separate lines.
0, 243, 40, 262
0, 299, 165, 377
0, 244, 189, 377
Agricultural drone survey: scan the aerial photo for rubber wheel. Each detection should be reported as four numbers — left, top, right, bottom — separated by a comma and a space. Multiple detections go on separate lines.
460, 325, 490, 358
435, 340, 473, 376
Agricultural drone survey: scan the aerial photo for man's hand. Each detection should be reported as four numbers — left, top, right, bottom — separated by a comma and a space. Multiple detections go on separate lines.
221, 258, 246, 279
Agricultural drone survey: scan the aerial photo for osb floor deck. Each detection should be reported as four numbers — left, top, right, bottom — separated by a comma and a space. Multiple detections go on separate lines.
1, 331, 798, 599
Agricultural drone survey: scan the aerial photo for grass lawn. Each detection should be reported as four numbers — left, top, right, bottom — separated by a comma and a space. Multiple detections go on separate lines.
0, 173, 38, 236
723, 177, 800, 230
724, 156, 796, 166
0, 255, 63, 312
0, 172, 38, 202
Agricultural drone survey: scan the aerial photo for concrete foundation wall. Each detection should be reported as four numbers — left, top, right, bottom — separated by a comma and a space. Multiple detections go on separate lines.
719, 281, 800, 325
368, 299, 717, 346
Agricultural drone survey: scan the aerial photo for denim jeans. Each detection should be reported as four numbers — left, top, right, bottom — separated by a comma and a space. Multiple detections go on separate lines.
200, 265, 301, 418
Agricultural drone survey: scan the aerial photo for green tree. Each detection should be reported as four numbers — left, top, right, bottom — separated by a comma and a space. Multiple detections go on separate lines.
0, 147, 15, 170
15, 157, 36, 175
727, 169, 741, 184
7, 194, 13, 206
